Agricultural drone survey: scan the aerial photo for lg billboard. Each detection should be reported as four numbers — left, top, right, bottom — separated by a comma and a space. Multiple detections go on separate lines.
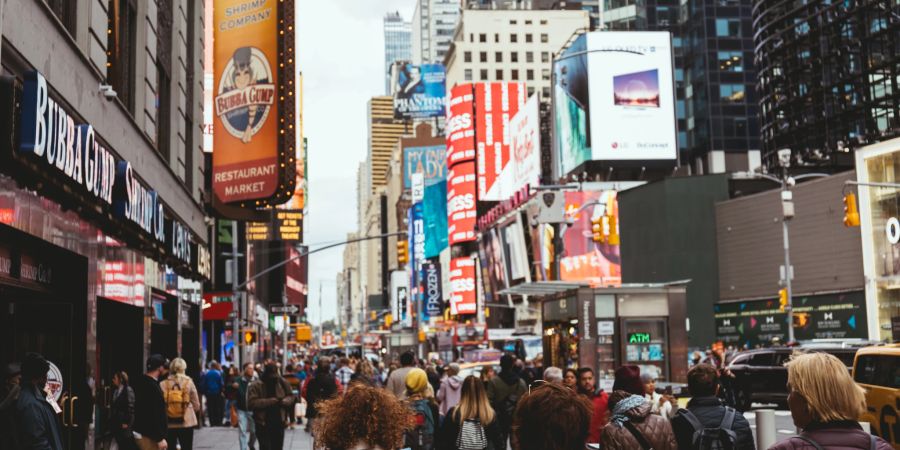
555, 32, 677, 176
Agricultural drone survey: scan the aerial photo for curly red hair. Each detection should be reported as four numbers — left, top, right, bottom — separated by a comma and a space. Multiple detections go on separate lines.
313, 383, 412, 450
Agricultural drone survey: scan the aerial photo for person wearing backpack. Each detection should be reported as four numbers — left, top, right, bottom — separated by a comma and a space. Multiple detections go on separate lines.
671, 363, 754, 450
766, 353, 891, 450
600, 390, 677, 450
436, 376, 500, 450
160, 358, 201, 450
405, 368, 439, 450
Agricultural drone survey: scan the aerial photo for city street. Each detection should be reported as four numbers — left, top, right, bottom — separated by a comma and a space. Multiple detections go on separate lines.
194, 427, 312, 450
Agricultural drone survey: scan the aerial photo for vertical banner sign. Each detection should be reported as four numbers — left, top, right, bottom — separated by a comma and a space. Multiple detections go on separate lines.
446, 84, 476, 166
449, 257, 477, 315
424, 263, 443, 317
213, 0, 295, 207
508, 94, 542, 196
447, 161, 477, 245
423, 180, 448, 258
390, 270, 409, 327
476, 82, 526, 201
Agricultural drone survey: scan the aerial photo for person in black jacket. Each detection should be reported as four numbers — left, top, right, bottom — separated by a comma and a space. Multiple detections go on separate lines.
671, 364, 755, 450
108, 371, 136, 450
437, 376, 500, 450
133, 354, 169, 450
0, 362, 21, 450
16, 353, 63, 450
302, 359, 338, 433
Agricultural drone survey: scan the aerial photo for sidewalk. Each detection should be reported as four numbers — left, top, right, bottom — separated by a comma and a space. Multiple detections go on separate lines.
194, 426, 313, 450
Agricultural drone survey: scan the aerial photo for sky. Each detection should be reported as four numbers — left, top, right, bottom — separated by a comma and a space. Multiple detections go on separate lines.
299, 0, 416, 325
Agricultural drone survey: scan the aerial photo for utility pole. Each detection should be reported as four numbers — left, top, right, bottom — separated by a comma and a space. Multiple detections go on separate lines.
231, 220, 241, 367
318, 282, 323, 345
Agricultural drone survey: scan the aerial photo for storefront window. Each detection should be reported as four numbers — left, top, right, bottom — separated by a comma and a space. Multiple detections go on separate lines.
864, 151, 900, 341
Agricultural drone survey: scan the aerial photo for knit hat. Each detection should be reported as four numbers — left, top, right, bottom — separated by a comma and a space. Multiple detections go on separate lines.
405, 368, 428, 394
612, 365, 643, 396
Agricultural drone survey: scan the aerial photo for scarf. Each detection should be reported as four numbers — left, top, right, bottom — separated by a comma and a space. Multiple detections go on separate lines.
610, 395, 647, 427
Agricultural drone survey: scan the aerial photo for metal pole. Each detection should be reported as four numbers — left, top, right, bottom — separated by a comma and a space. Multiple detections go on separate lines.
231, 220, 241, 368
756, 409, 776, 449
318, 282, 323, 345
782, 178, 795, 344
282, 313, 288, 369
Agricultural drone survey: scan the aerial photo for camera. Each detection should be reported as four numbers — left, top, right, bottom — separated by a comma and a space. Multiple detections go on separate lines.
99, 84, 117, 101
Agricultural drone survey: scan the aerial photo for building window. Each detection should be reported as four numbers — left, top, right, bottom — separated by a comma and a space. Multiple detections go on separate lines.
542, 87, 550, 98
480, 52, 488, 63
465, 69, 473, 81
495, 33, 500, 43
526, 51, 534, 63
510, 33, 518, 43
479, 33, 487, 42
510, 19, 517, 25
469, 33, 474, 42
716, 19, 740, 37
511, 52, 519, 63
480, 69, 489, 81
540, 33, 549, 43
496, 69, 503, 80
107, 0, 137, 112
46, 0, 77, 34
464, 51, 472, 63
719, 84, 745, 102
527, 87, 535, 96
717, 51, 743, 72
525, 20, 533, 25
527, 69, 534, 80
540, 19, 548, 25
155, 0, 173, 157
526, 33, 533, 43
542, 68, 550, 81
541, 52, 549, 63
511, 69, 519, 80
495, 51, 503, 63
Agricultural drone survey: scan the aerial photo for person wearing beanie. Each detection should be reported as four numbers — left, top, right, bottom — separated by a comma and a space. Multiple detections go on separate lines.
404, 368, 438, 450
613, 365, 644, 397
577, 367, 610, 445
15, 353, 63, 450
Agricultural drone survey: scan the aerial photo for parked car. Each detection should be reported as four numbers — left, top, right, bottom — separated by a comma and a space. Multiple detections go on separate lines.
727, 346, 860, 410
852, 344, 899, 449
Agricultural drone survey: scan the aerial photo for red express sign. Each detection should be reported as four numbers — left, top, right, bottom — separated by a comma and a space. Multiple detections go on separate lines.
476, 83, 525, 201
446, 84, 476, 167
449, 257, 477, 315
447, 160, 477, 245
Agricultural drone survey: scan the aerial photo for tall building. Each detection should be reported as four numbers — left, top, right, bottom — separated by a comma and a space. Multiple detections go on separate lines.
368, 96, 408, 192
754, 0, 900, 169
0, 0, 209, 432
444, 9, 589, 99
384, 11, 413, 94
412, 0, 461, 64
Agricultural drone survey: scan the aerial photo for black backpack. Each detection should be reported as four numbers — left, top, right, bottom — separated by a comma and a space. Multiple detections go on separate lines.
675, 407, 738, 450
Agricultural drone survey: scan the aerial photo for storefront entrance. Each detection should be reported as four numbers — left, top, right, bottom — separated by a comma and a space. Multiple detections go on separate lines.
96, 297, 144, 443
0, 223, 88, 450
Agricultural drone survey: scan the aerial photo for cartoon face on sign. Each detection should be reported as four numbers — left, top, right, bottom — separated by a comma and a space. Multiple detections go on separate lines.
215, 47, 275, 144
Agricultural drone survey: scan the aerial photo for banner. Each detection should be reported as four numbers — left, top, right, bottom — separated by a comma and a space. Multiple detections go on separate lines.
560, 191, 621, 286
447, 84, 476, 167
507, 94, 541, 196
450, 257, 477, 315
404, 145, 447, 188
475, 82, 526, 201
424, 262, 443, 317
423, 180, 448, 258
212, 0, 295, 206
393, 63, 447, 120
447, 161, 477, 245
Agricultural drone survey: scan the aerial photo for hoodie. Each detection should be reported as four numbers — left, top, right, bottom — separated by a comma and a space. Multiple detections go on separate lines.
436, 375, 463, 416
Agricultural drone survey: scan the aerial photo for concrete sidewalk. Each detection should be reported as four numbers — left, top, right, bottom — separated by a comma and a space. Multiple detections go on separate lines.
194, 426, 313, 450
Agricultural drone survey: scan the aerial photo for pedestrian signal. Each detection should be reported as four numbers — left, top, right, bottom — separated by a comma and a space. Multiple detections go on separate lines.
397, 240, 409, 265
843, 193, 860, 227
243, 330, 256, 345
778, 288, 788, 311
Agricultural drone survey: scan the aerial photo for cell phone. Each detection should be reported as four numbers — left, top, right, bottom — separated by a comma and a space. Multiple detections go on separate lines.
664, 385, 673, 396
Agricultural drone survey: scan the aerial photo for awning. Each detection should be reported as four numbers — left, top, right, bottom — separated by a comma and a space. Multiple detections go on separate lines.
497, 281, 588, 297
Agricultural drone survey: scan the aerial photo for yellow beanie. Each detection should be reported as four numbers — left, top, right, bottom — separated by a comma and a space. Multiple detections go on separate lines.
405, 368, 428, 394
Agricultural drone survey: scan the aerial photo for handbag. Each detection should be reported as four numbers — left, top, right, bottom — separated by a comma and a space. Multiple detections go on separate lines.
456, 418, 488, 450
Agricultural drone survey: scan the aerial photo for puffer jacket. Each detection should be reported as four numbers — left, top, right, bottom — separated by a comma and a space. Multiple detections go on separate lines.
600, 402, 677, 450
767, 421, 892, 450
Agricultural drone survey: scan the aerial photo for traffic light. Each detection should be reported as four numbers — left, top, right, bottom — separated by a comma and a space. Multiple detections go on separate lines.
778, 288, 788, 311
397, 240, 409, 265
607, 213, 620, 245
591, 215, 603, 243
243, 330, 257, 345
843, 193, 861, 227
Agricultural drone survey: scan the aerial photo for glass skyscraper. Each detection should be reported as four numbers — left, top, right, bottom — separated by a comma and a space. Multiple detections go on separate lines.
384, 11, 413, 94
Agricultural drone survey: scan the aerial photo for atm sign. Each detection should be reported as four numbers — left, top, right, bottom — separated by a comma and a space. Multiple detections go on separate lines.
628, 333, 651, 344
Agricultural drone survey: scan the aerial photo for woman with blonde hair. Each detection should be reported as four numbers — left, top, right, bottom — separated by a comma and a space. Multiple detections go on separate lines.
768, 352, 891, 450
160, 358, 201, 450
436, 376, 500, 450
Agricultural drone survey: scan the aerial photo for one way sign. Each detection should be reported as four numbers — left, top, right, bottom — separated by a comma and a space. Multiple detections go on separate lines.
270, 304, 300, 315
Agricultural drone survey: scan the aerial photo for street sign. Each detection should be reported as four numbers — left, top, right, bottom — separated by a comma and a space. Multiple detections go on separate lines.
270, 304, 300, 315
537, 191, 567, 224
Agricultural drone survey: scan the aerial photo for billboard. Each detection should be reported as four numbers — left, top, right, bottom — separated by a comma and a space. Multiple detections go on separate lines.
507, 94, 542, 198
404, 145, 447, 189
423, 180, 448, 258
393, 63, 447, 120
476, 83, 526, 201
447, 161, 477, 245
554, 32, 676, 176
449, 257, 477, 315
561, 191, 621, 286
212, 0, 295, 206
423, 262, 443, 317
446, 85, 476, 166
391, 270, 411, 328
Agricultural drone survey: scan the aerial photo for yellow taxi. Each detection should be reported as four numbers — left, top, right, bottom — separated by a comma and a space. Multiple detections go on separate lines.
852, 344, 900, 449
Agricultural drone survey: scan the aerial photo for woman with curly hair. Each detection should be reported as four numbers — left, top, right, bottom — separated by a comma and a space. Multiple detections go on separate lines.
350, 358, 381, 388
313, 384, 411, 450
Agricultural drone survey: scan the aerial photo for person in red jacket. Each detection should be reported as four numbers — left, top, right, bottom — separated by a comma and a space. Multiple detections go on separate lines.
576, 367, 609, 445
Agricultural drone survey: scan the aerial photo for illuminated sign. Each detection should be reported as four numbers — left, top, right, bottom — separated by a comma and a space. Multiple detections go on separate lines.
628, 332, 651, 344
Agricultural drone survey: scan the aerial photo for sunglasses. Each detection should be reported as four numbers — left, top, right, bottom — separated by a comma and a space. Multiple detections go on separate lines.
528, 379, 549, 395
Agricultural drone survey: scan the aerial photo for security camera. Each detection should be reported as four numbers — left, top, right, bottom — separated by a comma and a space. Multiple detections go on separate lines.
99, 84, 117, 101
777, 148, 792, 168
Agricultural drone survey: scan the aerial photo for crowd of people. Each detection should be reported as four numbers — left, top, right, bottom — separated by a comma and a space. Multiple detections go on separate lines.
0, 348, 890, 450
